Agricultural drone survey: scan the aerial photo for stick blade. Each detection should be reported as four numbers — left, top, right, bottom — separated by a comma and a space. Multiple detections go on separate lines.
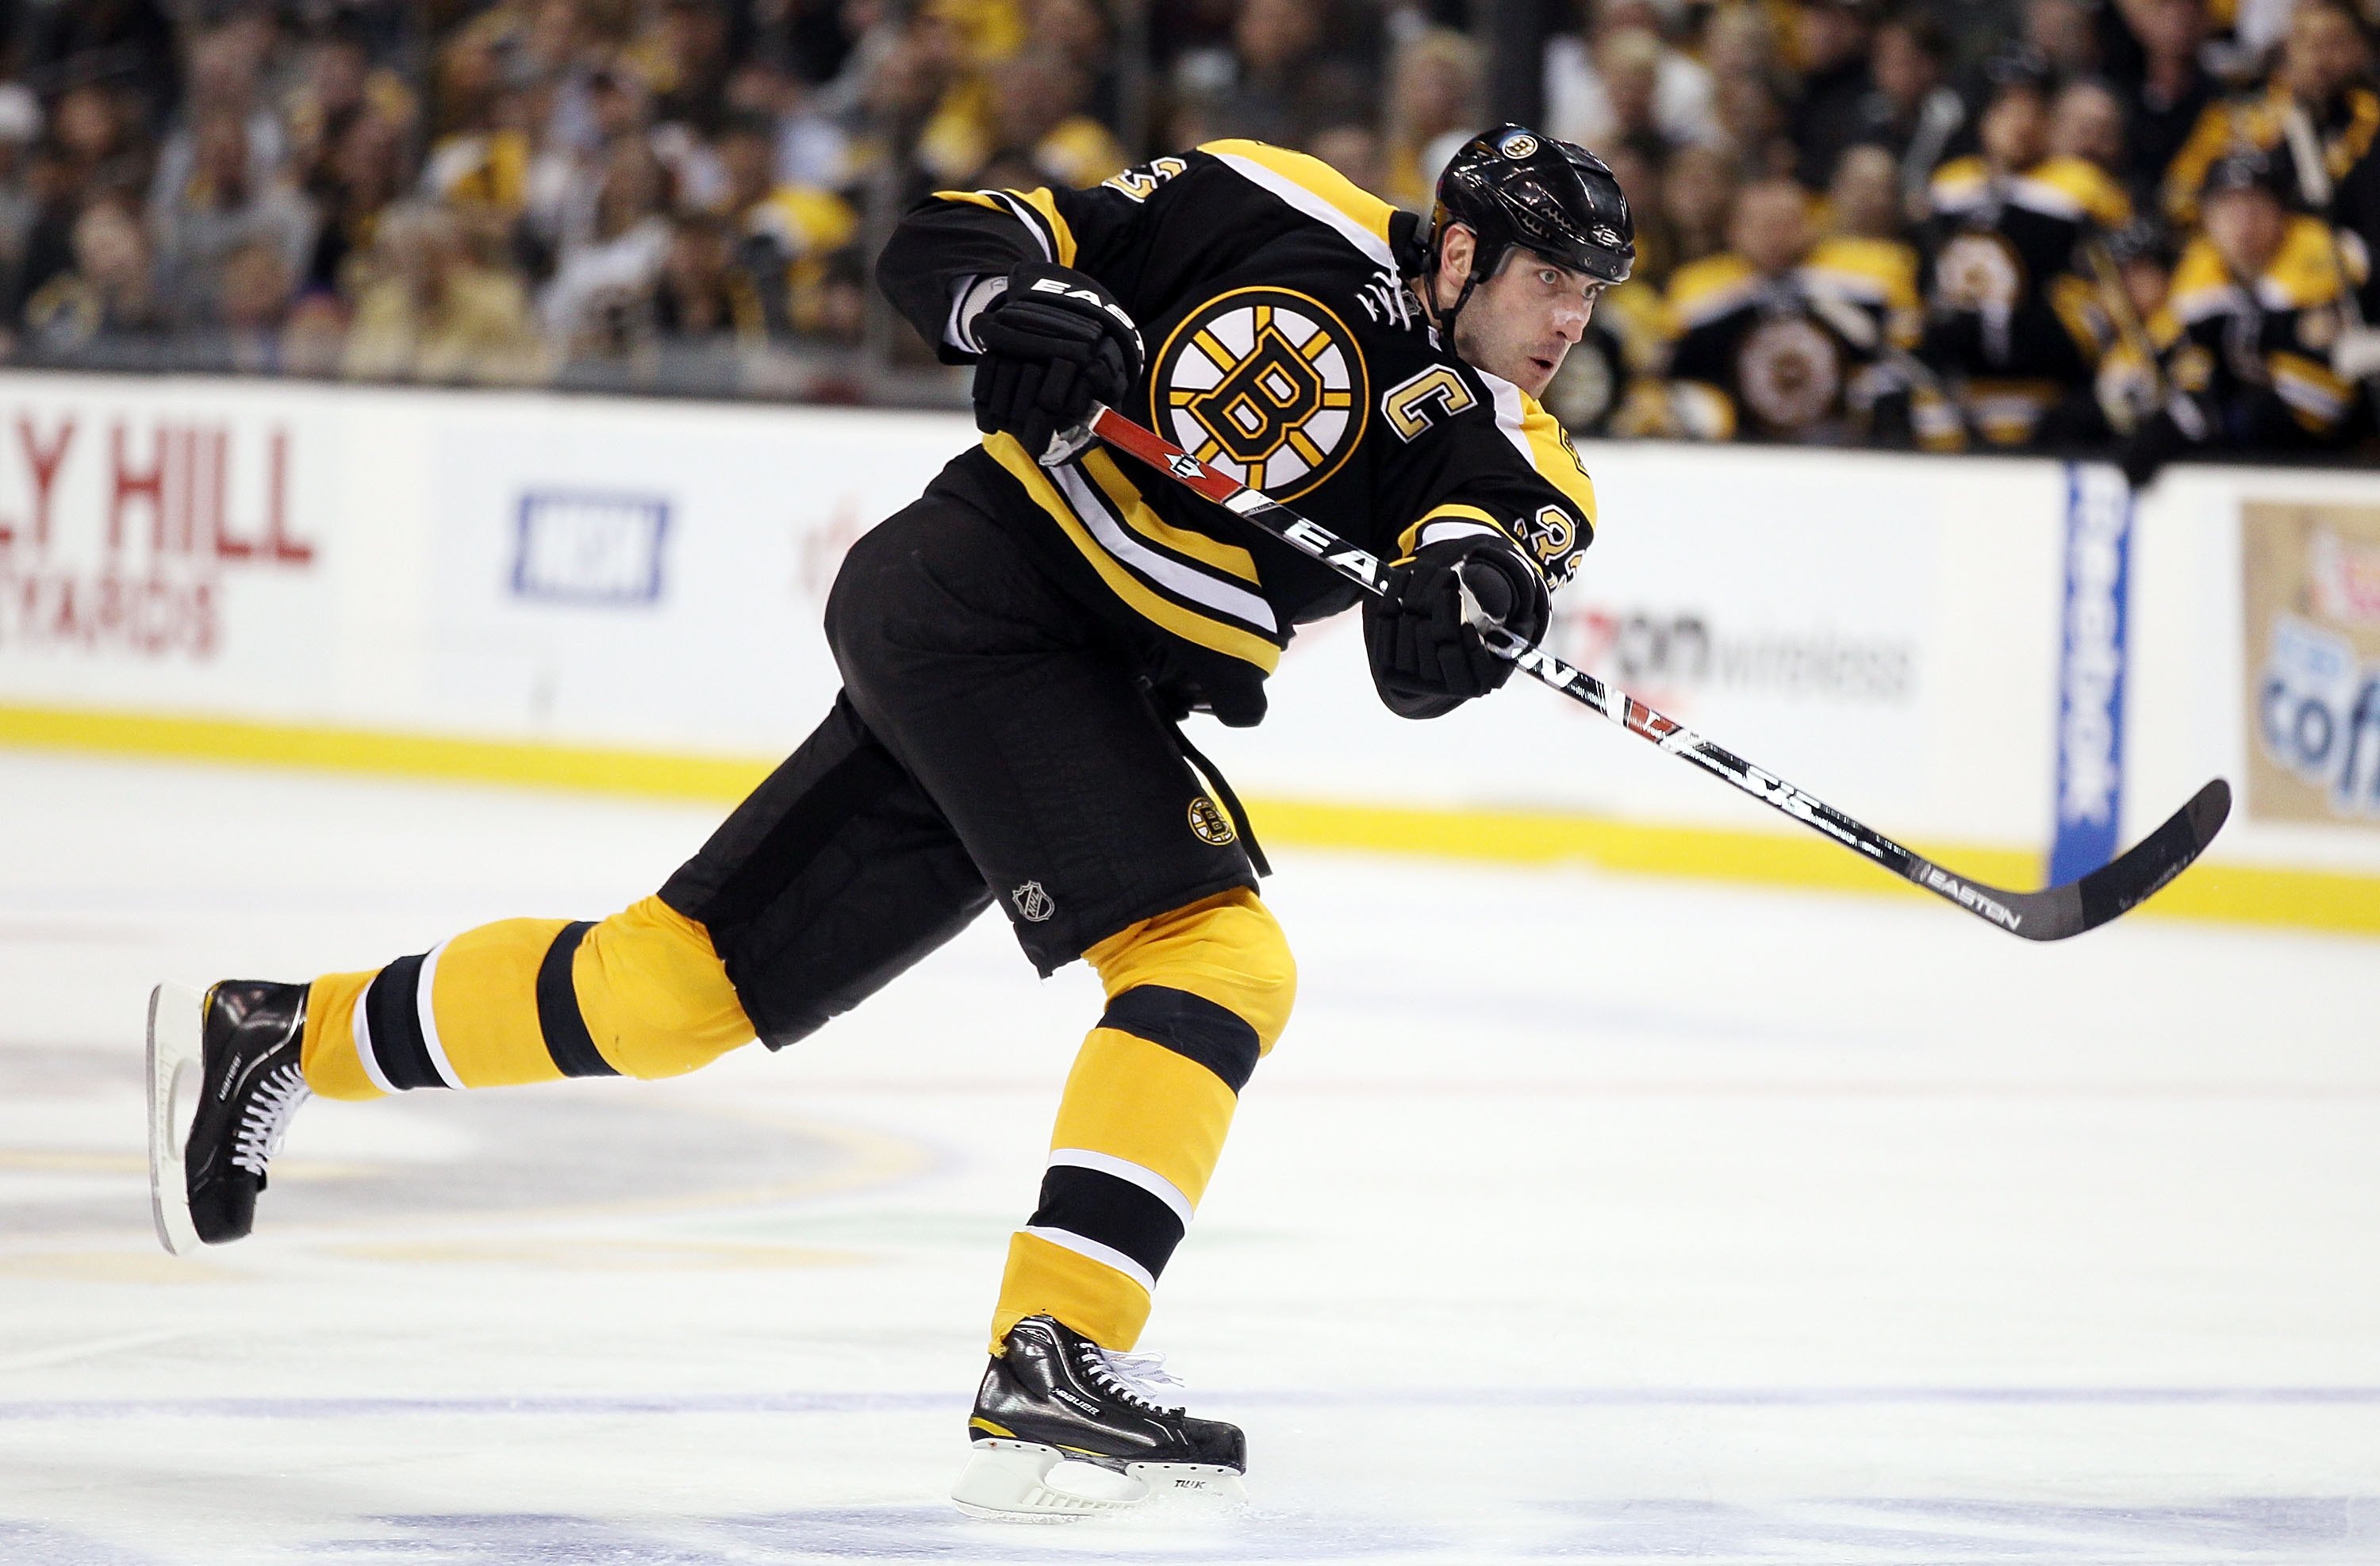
2008, 778, 2232, 941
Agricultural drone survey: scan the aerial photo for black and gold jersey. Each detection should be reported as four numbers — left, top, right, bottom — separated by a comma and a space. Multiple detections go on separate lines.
876, 140, 1600, 727
1659, 238, 1918, 443
2163, 83, 2380, 227
2150, 215, 2359, 443
1921, 155, 2132, 443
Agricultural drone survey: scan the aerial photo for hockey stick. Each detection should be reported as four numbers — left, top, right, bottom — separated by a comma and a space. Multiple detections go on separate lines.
1050, 405, 2229, 940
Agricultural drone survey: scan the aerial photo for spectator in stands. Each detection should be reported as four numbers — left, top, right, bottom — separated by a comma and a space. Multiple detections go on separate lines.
1381, 26, 1485, 209
1310, 121, 1390, 200
652, 213, 760, 345
723, 60, 850, 190
713, 113, 856, 340
305, 98, 409, 297
282, 290, 351, 378
651, 0, 738, 136
342, 202, 544, 384
1862, 12, 1964, 221
152, 108, 317, 327
22, 0, 178, 136
1663, 178, 1920, 444
967, 46, 1128, 189
1203, 0, 1375, 146
2024, 0, 2104, 81
0, 86, 41, 297
208, 237, 296, 374
541, 135, 674, 359
1662, 143, 1741, 275
2112, 0, 2216, 210
1920, 52, 2133, 447
1827, 142, 1907, 241
2164, 0, 2375, 227
2122, 151, 2363, 482
1788, 0, 1877, 190
2050, 78, 2130, 178
21, 194, 167, 357
1714, 63, 1796, 178
1544, 0, 1719, 155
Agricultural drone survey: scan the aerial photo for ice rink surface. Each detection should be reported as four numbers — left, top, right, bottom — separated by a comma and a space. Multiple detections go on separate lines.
1, 750, 2375, 1565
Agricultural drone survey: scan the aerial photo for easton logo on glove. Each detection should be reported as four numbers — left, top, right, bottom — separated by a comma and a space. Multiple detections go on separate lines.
973, 263, 1146, 459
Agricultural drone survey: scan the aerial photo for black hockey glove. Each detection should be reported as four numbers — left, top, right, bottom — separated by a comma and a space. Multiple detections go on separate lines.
972, 262, 1145, 459
1364, 532, 1551, 719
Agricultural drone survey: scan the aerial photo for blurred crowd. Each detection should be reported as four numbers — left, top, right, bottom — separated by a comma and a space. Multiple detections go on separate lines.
0, 0, 2375, 466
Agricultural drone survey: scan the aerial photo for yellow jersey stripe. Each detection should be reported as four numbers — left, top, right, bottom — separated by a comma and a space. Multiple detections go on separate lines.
1081, 450, 1262, 583
1396, 502, 1503, 558
1200, 139, 1398, 268
985, 435, 1282, 672
1516, 393, 1599, 525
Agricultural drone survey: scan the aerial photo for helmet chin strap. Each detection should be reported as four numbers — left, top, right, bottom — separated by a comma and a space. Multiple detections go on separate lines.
1426, 234, 1503, 347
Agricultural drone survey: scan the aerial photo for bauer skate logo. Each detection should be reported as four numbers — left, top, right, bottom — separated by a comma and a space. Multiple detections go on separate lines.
1188, 796, 1237, 846
1010, 881, 1056, 923
1151, 287, 1367, 500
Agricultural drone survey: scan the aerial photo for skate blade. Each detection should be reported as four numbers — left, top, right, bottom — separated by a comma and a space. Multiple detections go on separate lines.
146, 983, 206, 1257
951, 1440, 1244, 1522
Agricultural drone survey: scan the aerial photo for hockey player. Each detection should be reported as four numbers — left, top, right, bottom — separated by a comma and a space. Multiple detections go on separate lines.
2121, 151, 2363, 485
1920, 52, 2135, 447
147, 126, 1630, 1519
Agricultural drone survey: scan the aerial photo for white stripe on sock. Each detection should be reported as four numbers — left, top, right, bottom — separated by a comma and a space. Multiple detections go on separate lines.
413, 942, 465, 1090
1046, 1148, 1196, 1230
350, 977, 400, 1096
1021, 1226, 1157, 1294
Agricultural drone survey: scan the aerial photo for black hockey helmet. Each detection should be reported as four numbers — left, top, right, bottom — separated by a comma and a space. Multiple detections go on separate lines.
1427, 125, 1635, 324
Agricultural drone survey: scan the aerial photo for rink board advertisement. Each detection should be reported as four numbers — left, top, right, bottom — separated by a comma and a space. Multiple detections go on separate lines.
0, 371, 2372, 925
2240, 501, 2380, 832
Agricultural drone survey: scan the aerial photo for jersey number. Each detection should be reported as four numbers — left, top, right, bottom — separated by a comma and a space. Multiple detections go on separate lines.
1103, 156, 1188, 202
1382, 366, 1477, 441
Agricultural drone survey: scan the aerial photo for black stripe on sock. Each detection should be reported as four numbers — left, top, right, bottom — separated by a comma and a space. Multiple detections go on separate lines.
1100, 984, 1260, 1093
536, 920, 617, 1079
362, 952, 444, 1090
1027, 1164, 1186, 1281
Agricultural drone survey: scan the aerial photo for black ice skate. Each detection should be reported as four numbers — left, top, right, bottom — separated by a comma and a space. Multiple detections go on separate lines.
146, 981, 313, 1255
950, 1313, 1246, 1520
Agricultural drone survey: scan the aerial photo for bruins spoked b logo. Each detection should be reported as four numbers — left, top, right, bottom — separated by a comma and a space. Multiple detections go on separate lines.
1188, 796, 1237, 846
1152, 287, 1367, 499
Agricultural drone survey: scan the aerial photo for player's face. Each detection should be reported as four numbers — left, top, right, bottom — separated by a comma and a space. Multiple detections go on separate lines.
1450, 246, 1602, 397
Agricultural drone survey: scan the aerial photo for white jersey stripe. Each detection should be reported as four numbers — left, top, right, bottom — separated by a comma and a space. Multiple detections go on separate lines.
988, 190, 1054, 262
350, 978, 400, 1096
1021, 1226, 1159, 1293
1048, 1147, 1196, 1228
413, 941, 466, 1090
1211, 151, 1398, 273
1479, 371, 1537, 468
1052, 462, 1280, 632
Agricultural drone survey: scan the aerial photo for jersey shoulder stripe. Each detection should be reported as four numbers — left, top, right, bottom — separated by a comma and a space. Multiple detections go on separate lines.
928, 186, 1078, 266
1929, 156, 1990, 210
1667, 253, 1759, 329
1477, 370, 1599, 531
1802, 236, 1920, 309
2259, 216, 2348, 310
1198, 139, 1399, 271
2021, 157, 2131, 227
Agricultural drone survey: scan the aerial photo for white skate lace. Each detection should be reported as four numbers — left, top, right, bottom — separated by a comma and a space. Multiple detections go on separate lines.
231, 1064, 312, 1178
1074, 1341, 1188, 1413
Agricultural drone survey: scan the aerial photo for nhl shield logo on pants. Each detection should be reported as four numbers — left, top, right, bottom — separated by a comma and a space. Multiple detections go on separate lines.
1011, 881, 1056, 922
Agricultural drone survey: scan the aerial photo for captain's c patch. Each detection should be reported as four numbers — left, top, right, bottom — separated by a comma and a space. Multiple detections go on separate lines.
1150, 287, 1367, 500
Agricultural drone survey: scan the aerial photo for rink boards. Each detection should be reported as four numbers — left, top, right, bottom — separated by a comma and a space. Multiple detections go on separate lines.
0, 369, 2369, 933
